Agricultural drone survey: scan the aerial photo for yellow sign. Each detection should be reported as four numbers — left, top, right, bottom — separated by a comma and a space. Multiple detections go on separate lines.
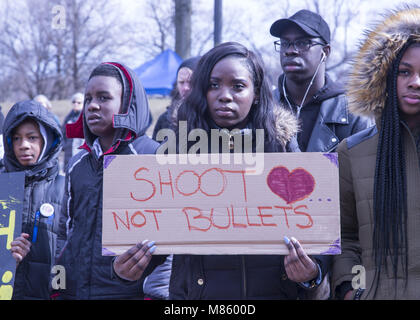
0, 172, 25, 300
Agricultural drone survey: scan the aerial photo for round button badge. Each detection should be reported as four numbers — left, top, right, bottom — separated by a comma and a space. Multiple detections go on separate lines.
40, 203, 54, 217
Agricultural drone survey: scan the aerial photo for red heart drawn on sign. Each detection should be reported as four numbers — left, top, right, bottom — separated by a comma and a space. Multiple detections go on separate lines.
267, 166, 315, 204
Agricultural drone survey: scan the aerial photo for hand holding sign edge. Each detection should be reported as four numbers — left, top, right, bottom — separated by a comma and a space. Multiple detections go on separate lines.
112, 240, 156, 281
283, 236, 319, 283
10, 233, 31, 265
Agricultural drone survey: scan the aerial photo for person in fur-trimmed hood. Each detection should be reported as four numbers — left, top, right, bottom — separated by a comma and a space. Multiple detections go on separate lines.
332, 6, 420, 299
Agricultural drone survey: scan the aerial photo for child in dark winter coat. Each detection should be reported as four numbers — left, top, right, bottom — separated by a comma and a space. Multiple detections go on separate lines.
3, 100, 65, 299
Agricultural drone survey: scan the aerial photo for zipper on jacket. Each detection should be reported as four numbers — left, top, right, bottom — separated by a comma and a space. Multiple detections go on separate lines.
241, 256, 247, 298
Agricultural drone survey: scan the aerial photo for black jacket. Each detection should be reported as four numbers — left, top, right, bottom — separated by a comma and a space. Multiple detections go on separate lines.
55, 63, 165, 299
169, 107, 330, 300
276, 74, 374, 152
2, 100, 65, 300
152, 108, 171, 141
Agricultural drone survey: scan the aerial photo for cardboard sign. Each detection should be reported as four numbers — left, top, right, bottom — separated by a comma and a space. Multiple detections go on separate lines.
102, 153, 340, 256
0, 172, 24, 300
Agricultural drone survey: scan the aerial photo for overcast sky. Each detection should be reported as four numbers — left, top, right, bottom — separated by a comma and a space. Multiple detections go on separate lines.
119, 0, 418, 68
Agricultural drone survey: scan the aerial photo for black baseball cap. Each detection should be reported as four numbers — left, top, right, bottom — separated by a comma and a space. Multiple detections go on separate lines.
270, 9, 331, 44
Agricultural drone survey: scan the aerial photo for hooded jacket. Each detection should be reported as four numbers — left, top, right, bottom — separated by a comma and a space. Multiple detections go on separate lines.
55, 62, 165, 300
169, 106, 331, 300
331, 6, 420, 299
276, 73, 374, 152
1, 100, 65, 300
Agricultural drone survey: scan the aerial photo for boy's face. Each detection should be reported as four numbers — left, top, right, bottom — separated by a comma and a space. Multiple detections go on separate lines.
84, 76, 122, 144
279, 26, 327, 83
12, 119, 44, 166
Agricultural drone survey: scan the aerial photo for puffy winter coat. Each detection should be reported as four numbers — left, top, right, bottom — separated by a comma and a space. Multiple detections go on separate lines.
55, 62, 165, 299
2, 100, 65, 300
331, 7, 420, 299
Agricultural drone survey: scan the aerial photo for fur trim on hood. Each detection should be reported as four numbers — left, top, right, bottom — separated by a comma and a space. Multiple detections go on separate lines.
273, 105, 299, 147
347, 6, 420, 118
170, 103, 299, 148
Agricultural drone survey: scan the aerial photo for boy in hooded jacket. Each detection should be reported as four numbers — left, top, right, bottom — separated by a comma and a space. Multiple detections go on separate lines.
2, 100, 65, 299
54, 62, 165, 299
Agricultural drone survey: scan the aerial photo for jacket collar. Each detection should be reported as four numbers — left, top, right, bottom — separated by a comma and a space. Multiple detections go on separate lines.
319, 94, 349, 124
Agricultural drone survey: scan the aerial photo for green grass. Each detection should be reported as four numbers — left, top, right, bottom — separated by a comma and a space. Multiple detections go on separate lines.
1, 97, 170, 138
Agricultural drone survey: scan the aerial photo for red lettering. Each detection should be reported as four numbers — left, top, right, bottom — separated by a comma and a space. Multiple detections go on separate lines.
210, 207, 231, 230
231, 205, 247, 228
245, 206, 261, 227
199, 168, 227, 197
294, 205, 313, 229
274, 205, 292, 228
112, 211, 130, 230
176, 171, 200, 196
144, 209, 162, 231
130, 210, 146, 228
182, 207, 211, 232
130, 167, 156, 202
159, 170, 174, 199
222, 170, 249, 202
257, 206, 277, 227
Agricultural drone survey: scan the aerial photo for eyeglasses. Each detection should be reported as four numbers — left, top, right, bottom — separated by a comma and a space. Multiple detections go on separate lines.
72, 101, 82, 104
274, 39, 324, 53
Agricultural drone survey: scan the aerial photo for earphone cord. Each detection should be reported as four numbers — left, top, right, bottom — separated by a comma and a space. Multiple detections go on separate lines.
282, 53, 326, 119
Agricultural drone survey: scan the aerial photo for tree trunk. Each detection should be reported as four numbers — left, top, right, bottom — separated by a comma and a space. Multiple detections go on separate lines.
174, 0, 191, 59
214, 0, 222, 46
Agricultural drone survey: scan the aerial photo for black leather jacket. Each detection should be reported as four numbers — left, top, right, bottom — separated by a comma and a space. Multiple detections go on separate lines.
275, 74, 374, 152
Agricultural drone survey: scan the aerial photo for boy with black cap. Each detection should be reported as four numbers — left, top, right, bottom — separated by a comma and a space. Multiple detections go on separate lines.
270, 9, 373, 153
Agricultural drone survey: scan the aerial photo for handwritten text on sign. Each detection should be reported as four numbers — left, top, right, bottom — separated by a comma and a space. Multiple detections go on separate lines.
102, 153, 340, 255
0, 172, 24, 300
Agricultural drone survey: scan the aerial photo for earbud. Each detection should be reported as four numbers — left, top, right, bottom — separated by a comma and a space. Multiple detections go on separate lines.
320, 50, 327, 62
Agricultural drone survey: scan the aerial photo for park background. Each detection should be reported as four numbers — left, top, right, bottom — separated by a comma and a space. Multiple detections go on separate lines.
0, 0, 418, 138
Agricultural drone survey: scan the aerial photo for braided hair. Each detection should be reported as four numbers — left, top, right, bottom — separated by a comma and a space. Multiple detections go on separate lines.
370, 40, 418, 297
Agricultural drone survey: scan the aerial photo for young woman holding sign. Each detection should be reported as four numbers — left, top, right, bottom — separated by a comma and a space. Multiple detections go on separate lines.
168, 42, 331, 299
332, 6, 420, 300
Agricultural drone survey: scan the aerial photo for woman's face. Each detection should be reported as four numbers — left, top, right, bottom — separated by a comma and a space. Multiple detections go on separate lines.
84, 75, 122, 145
177, 67, 193, 99
206, 56, 255, 129
397, 45, 420, 128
